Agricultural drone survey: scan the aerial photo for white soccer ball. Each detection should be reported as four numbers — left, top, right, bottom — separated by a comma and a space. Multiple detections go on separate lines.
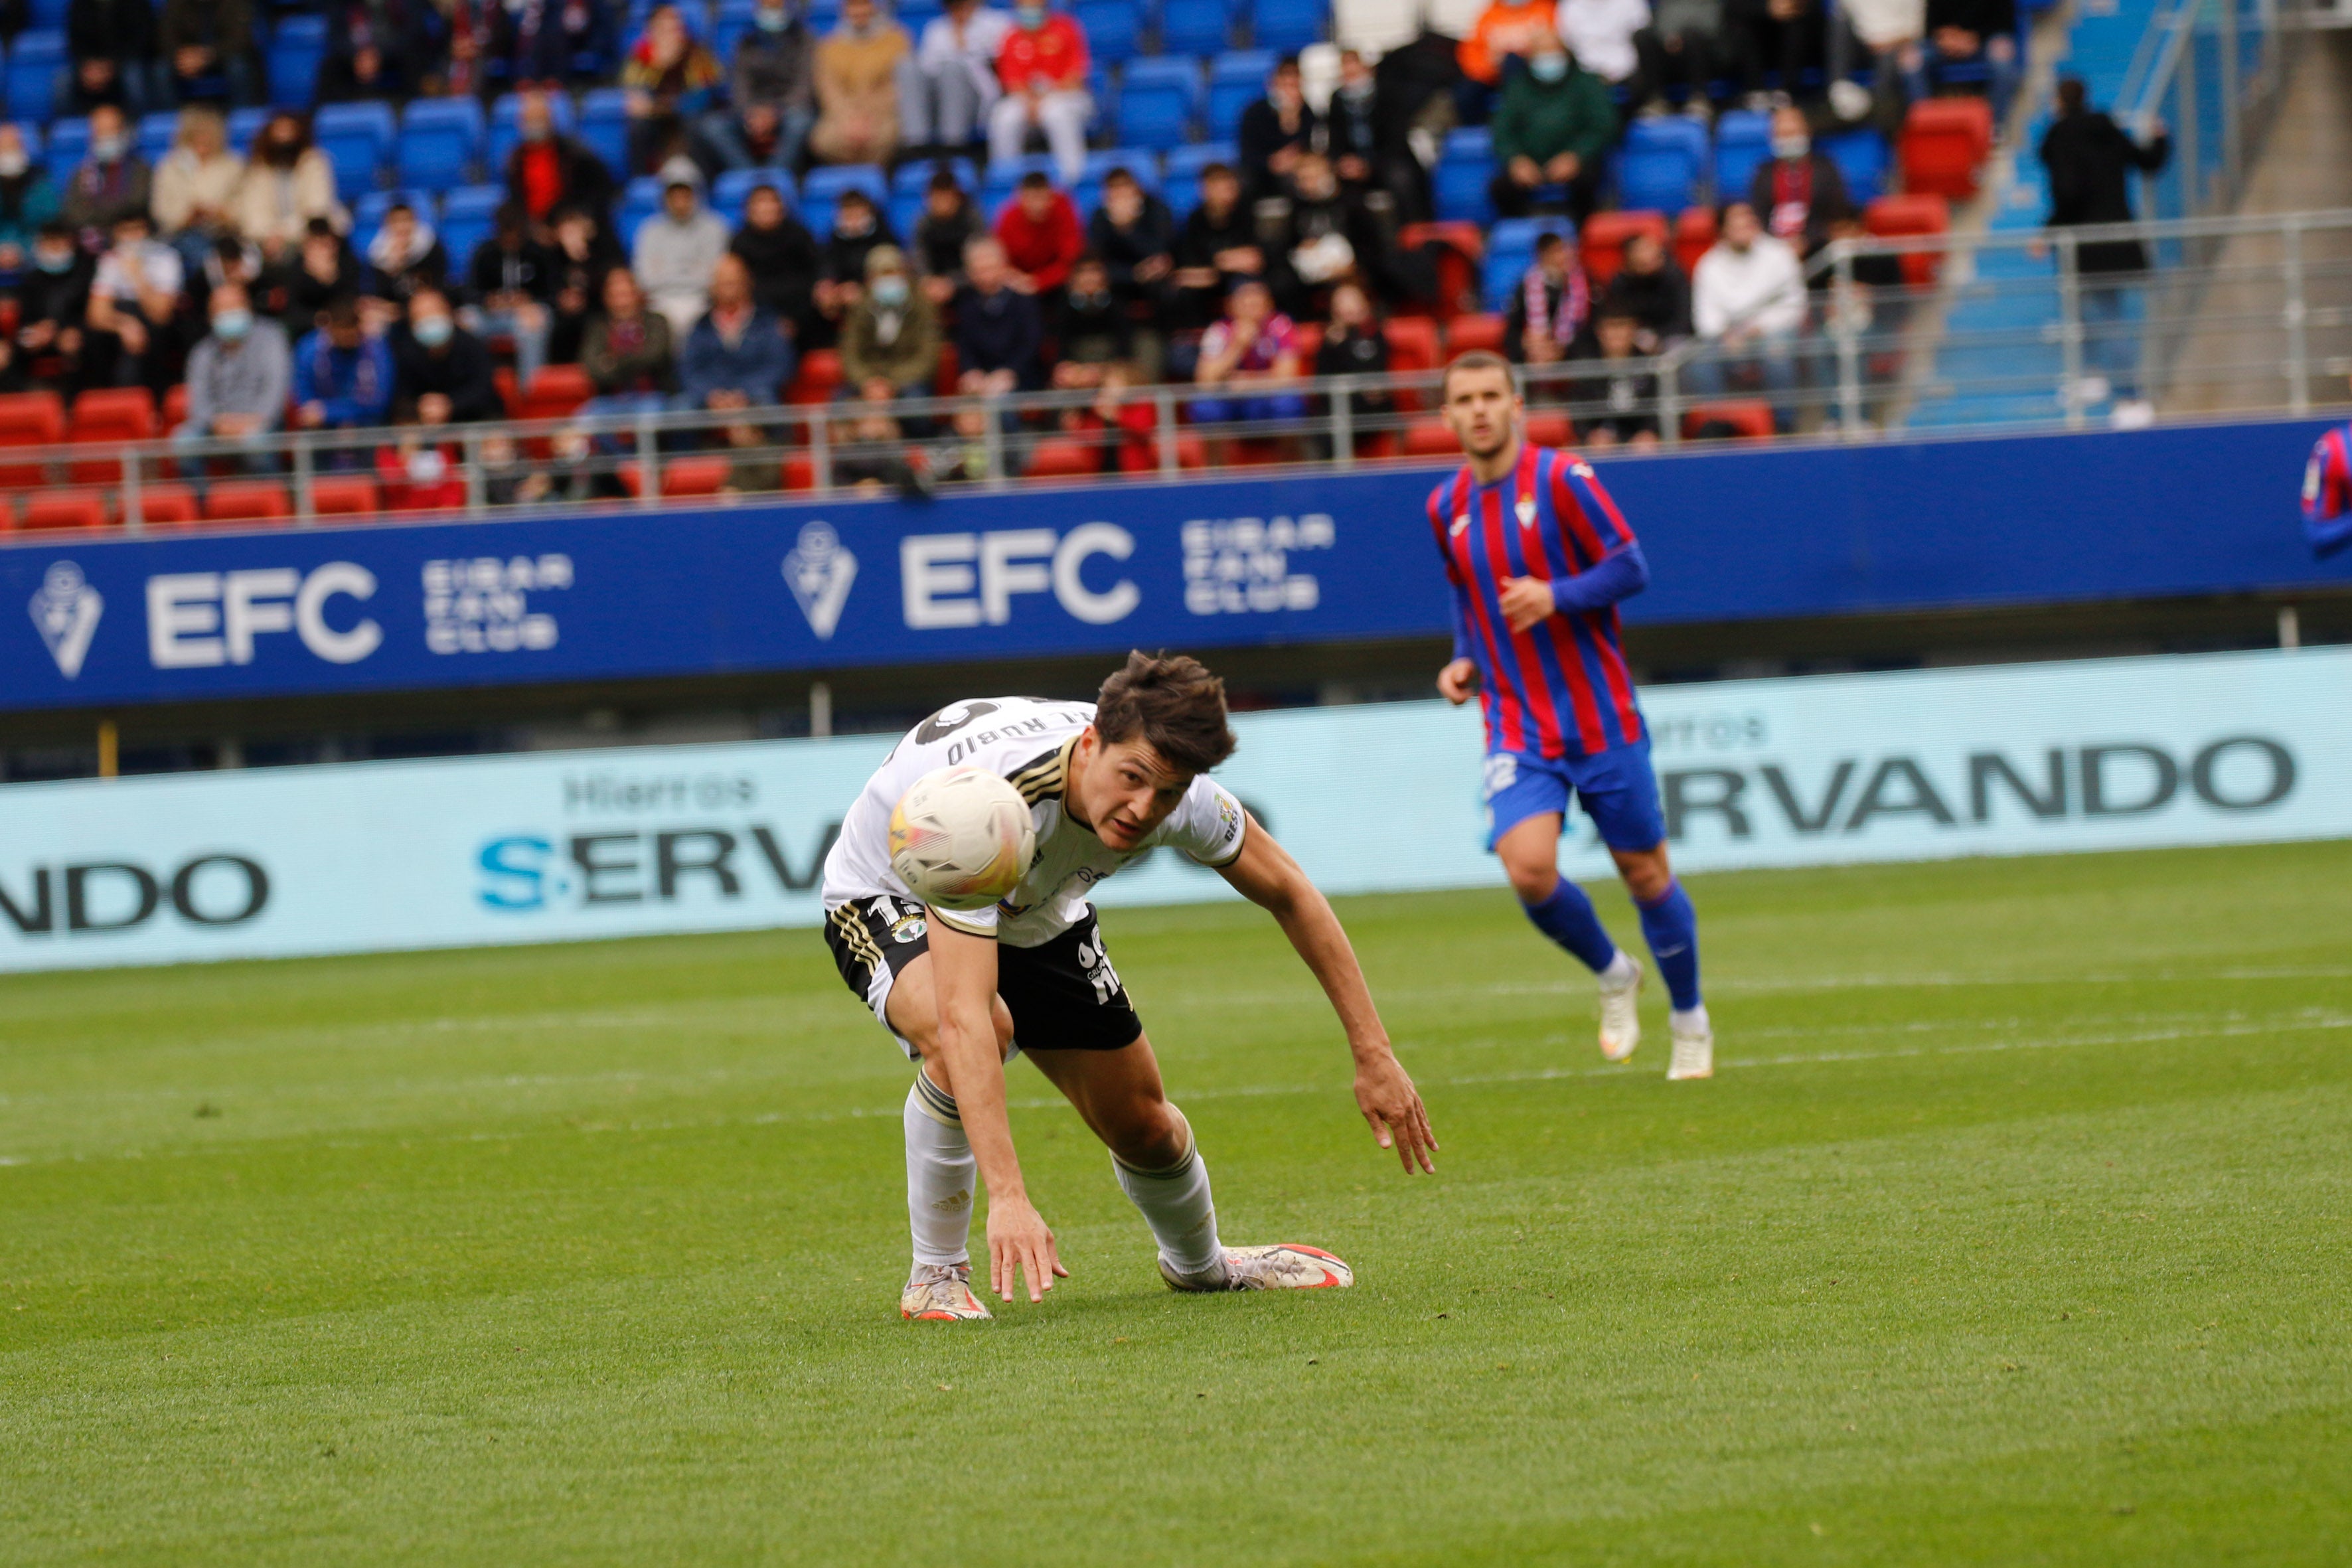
888, 766, 1038, 911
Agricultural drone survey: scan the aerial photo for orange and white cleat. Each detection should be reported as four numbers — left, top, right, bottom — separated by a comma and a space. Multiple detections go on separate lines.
1598, 955, 1644, 1062
901, 1262, 992, 1321
1162, 1245, 1354, 1293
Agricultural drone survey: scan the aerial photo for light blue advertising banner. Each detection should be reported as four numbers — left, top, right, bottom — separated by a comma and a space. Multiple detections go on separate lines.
1, 647, 2346, 973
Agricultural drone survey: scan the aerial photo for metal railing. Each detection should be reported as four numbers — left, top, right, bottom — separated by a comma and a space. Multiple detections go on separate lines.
3, 206, 2350, 535
2116, 0, 2299, 224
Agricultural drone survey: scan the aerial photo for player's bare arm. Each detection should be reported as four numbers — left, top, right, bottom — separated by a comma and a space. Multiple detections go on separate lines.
1218, 815, 1439, 1174
926, 921, 1066, 1304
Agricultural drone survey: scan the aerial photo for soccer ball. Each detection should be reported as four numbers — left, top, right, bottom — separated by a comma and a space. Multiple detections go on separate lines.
888, 767, 1038, 911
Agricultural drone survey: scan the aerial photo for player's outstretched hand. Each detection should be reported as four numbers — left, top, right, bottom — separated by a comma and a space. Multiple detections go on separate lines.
1355, 1053, 1439, 1175
1437, 657, 1481, 705
1498, 576, 1557, 633
986, 1196, 1068, 1304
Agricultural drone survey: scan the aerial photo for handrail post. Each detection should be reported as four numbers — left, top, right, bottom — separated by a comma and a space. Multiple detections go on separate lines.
635, 406, 659, 507
1833, 243, 1863, 437
980, 396, 1004, 487
1155, 385, 1178, 476
1658, 352, 1682, 447
2282, 214, 2309, 415
463, 426, 487, 515
1330, 374, 1354, 468
292, 430, 315, 524
2057, 229, 2085, 429
809, 406, 832, 493
121, 447, 143, 534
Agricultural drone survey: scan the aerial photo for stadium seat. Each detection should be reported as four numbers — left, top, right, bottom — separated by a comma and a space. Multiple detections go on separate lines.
202, 481, 293, 524
981, 153, 1058, 212
43, 116, 85, 180
1073, 0, 1140, 63
578, 87, 631, 181
1674, 205, 1717, 278
0, 390, 63, 487
1253, 0, 1324, 52
1402, 418, 1456, 457
1712, 109, 1772, 203
309, 476, 382, 517
25, 0, 67, 26
1524, 411, 1573, 447
313, 102, 397, 202
1579, 210, 1668, 285
619, 456, 731, 498
1435, 127, 1496, 224
1160, 0, 1229, 54
518, 364, 593, 421
226, 106, 271, 154
398, 98, 486, 189
129, 483, 198, 526
137, 111, 179, 166
618, 175, 664, 242
1899, 98, 1993, 199
1613, 118, 1705, 213
488, 88, 576, 173
1384, 316, 1440, 411
1118, 58, 1200, 151
18, 489, 110, 532
266, 15, 327, 108
1206, 51, 1273, 142
1684, 402, 1776, 440
1865, 193, 1949, 287
1445, 313, 1507, 356
1480, 215, 1574, 310
66, 388, 155, 484
1823, 127, 1890, 198
162, 384, 187, 428
439, 184, 505, 266
787, 349, 844, 405
1026, 437, 1103, 480
799, 164, 886, 235
4, 31, 64, 125
711, 167, 784, 223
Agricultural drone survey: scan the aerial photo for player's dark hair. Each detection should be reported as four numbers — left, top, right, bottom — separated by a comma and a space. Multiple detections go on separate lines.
1095, 653, 1237, 775
1442, 349, 1521, 398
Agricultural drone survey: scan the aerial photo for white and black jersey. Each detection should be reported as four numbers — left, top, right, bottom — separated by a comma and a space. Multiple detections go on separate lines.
820, 696, 1249, 948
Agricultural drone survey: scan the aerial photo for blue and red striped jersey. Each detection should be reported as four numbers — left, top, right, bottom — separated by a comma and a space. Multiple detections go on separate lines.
1426, 442, 1646, 758
2304, 423, 2352, 558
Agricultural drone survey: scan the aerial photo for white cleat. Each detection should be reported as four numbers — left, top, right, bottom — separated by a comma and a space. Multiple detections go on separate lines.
901, 1262, 992, 1321
1668, 1021, 1715, 1081
1161, 1245, 1355, 1293
1598, 957, 1644, 1062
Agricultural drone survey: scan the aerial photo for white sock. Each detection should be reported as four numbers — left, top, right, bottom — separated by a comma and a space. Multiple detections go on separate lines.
1112, 1107, 1223, 1277
1599, 950, 1640, 990
903, 1071, 977, 1269
1671, 1003, 1711, 1036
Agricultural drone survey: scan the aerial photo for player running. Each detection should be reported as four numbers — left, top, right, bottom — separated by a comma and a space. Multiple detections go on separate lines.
1426, 350, 1713, 1081
2301, 414, 2352, 558
821, 653, 1439, 1322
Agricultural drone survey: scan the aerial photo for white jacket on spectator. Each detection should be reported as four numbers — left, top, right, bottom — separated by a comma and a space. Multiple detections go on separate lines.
152, 145, 246, 235
1692, 233, 1808, 339
633, 165, 734, 335
1841, 0, 1924, 49
1556, 0, 1650, 84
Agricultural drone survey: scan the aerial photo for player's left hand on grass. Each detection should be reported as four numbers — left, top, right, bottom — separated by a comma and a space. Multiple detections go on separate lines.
1498, 576, 1556, 633
1354, 1053, 1439, 1174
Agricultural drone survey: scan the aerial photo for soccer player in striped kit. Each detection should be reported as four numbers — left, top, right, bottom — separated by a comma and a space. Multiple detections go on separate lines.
1426, 351, 1713, 1080
2301, 416, 2352, 558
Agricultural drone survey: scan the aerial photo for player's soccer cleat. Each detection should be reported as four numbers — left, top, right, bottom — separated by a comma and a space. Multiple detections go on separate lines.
1597, 956, 1644, 1062
901, 1262, 992, 1320
1160, 1244, 1354, 1293
1667, 1020, 1715, 1081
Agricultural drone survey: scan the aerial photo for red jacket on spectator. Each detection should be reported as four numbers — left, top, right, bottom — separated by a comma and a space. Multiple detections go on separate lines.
996, 191, 1084, 293
996, 12, 1087, 92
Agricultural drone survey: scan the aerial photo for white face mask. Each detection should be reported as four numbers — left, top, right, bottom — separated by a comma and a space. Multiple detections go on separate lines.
0, 150, 25, 178
1772, 133, 1810, 161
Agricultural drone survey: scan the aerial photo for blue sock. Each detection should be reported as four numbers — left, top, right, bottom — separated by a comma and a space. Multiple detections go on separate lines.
1636, 880, 1702, 1011
1521, 879, 1619, 974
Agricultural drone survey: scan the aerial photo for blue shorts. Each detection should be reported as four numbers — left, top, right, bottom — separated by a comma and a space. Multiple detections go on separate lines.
1482, 739, 1668, 854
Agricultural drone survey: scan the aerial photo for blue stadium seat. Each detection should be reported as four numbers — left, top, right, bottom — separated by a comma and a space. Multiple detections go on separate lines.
43, 116, 86, 180
266, 15, 327, 109
1073, 0, 1140, 64
1712, 109, 1772, 202
892, 156, 977, 197
1612, 117, 1705, 211
619, 175, 664, 244
888, 191, 926, 237
1251, 0, 1322, 52
712, 167, 795, 226
226, 106, 272, 154
1434, 127, 1495, 224
442, 184, 507, 226
4, 31, 65, 125
398, 98, 485, 188
137, 112, 179, 166
801, 163, 888, 206
1482, 216, 1575, 309
1205, 50, 1271, 141
1079, 148, 1160, 190
578, 87, 631, 181
1162, 141, 1235, 178
353, 189, 437, 255
1822, 126, 1889, 198
711, 0, 760, 60
27, 0, 68, 27
980, 152, 1059, 212
1158, 0, 1227, 56
1117, 56, 1198, 150
487, 89, 576, 174
313, 102, 397, 202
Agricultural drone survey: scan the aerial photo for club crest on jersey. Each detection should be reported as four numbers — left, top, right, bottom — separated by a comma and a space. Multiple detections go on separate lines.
1516, 497, 1537, 528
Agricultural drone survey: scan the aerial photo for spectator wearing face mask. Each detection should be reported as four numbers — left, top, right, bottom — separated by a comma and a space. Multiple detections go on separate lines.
295, 296, 396, 432
1323, 50, 1384, 196
63, 106, 153, 242
1747, 106, 1851, 258
701, 0, 817, 173
17, 223, 94, 392
1237, 55, 1318, 202
900, 0, 1012, 155
0, 125, 60, 275
84, 209, 183, 393
994, 170, 1081, 295
810, 0, 910, 167
234, 112, 349, 264
505, 88, 617, 235
633, 158, 732, 335
989, 1, 1091, 186
68, 0, 165, 117
678, 252, 793, 410
1488, 41, 1614, 222
159, 0, 260, 106
173, 279, 288, 474
840, 244, 938, 402
392, 286, 502, 425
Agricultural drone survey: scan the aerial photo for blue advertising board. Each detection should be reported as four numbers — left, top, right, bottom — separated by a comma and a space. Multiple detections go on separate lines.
2, 418, 2343, 713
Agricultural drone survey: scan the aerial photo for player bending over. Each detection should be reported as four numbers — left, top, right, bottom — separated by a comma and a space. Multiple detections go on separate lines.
820, 653, 1439, 1321
1427, 350, 1714, 1081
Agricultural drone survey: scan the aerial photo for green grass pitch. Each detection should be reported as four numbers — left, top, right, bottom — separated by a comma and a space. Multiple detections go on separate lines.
3, 841, 2349, 1565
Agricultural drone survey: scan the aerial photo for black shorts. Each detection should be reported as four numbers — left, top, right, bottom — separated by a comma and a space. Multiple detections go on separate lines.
824, 895, 1145, 1056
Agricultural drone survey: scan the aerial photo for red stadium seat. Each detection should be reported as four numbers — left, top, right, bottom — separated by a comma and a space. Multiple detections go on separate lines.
1399, 220, 1487, 319
1445, 313, 1507, 356
129, 483, 200, 526
202, 480, 294, 524
1385, 317, 1441, 410
1579, 210, 1669, 286
1674, 206, 1717, 279
1026, 437, 1101, 479
518, 364, 592, 422
493, 366, 520, 418
17, 489, 112, 531
1683, 402, 1777, 440
1287, 321, 1324, 364
311, 476, 382, 516
1524, 412, 1573, 447
1403, 418, 1458, 457
162, 384, 190, 430
1901, 98, 1993, 199
67, 388, 156, 484
933, 343, 961, 397
0, 390, 64, 487
620, 456, 734, 497
1865, 194, 1950, 287
787, 349, 844, 405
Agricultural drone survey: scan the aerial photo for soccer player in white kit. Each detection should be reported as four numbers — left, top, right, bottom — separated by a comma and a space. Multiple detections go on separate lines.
822, 653, 1440, 1320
